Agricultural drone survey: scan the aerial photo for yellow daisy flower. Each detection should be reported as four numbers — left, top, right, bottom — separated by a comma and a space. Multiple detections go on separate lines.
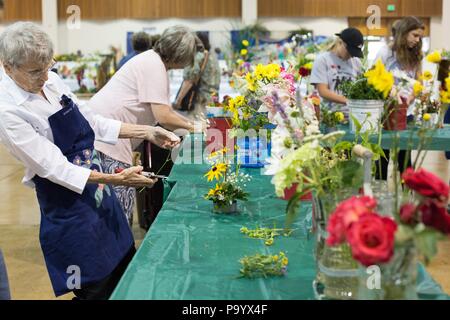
240, 49, 248, 56
335, 112, 345, 122
204, 163, 227, 181
423, 113, 431, 122
242, 39, 249, 47
282, 257, 289, 266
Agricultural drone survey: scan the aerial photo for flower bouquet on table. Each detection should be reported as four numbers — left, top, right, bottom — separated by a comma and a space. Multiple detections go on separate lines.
324, 166, 449, 300
204, 148, 251, 214
224, 63, 296, 167
339, 59, 395, 133
320, 106, 346, 133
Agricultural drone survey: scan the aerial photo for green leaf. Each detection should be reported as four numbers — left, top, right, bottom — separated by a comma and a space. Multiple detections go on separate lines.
414, 229, 439, 263
350, 114, 362, 133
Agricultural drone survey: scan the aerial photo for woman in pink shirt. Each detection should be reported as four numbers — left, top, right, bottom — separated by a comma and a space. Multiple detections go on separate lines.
89, 26, 199, 226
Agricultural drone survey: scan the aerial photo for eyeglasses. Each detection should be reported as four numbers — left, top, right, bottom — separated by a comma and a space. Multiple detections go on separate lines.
18, 59, 57, 79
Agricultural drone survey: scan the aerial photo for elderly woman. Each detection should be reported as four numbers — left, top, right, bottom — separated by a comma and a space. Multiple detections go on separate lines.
89, 25, 198, 226
0, 22, 180, 299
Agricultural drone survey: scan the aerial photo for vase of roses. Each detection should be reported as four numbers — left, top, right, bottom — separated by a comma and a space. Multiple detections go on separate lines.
325, 167, 449, 300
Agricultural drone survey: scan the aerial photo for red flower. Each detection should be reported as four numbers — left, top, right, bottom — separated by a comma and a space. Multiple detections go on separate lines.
326, 196, 377, 246
419, 199, 450, 234
347, 213, 397, 266
399, 203, 417, 225
299, 67, 311, 77
402, 168, 449, 203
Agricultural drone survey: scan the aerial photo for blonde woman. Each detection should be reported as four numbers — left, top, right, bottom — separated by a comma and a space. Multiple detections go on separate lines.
310, 27, 364, 116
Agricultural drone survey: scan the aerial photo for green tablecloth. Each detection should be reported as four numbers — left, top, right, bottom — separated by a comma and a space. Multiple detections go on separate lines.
340, 125, 450, 151
110, 135, 448, 300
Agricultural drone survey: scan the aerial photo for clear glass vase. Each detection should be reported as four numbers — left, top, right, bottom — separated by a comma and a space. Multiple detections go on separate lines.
313, 189, 359, 300
358, 241, 418, 300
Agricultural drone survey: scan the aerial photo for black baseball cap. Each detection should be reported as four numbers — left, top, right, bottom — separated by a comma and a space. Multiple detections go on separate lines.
335, 28, 364, 58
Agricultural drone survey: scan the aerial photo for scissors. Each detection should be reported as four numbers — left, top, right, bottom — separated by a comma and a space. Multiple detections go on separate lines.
114, 168, 168, 180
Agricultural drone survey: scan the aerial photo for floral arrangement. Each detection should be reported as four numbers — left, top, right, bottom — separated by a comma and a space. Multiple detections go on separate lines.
204, 148, 251, 212
239, 252, 289, 278
339, 59, 394, 100
240, 226, 293, 246
325, 168, 449, 267
224, 63, 298, 134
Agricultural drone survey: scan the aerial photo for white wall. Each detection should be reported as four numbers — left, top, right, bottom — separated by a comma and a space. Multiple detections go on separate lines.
57, 18, 242, 55
55, 17, 349, 54
260, 17, 349, 38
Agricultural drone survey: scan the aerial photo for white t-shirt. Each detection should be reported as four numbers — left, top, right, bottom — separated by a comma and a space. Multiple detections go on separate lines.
0, 70, 121, 194
310, 51, 362, 114
89, 50, 171, 165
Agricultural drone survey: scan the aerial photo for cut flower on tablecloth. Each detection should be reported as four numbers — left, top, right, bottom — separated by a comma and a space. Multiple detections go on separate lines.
239, 252, 289, 278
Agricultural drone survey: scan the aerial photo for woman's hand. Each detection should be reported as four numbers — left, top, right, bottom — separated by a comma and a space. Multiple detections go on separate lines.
145, 126, 181, 149
116, 166, 157, 188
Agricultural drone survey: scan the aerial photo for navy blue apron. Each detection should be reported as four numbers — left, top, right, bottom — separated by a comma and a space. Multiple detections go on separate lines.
33, 95, 133, 297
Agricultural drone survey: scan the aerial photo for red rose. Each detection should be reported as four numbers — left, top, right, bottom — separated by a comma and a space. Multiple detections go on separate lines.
419, 199, 450, 234
347, 213, 397, 267
299, 67, 311, 77
402, 168, 449, 202
326, 196, 377, 246
399, 203, 417, 225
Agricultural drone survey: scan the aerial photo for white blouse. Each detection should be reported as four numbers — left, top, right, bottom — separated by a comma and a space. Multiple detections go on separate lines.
0, 69, 121, 195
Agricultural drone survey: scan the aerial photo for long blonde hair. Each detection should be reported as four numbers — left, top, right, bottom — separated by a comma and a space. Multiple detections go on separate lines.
327, 37, 345, 52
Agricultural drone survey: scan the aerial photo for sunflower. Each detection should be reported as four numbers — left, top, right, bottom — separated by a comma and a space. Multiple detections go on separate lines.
365, 59, 394, 98
204, 163, 227, 181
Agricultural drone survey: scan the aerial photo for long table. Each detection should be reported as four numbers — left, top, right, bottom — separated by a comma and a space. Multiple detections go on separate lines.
110, 135, 448, 300
340, 125, 450, 151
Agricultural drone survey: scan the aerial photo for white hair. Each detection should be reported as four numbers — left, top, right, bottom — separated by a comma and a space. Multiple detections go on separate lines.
0, 22, 54, 68
154, 25, 197, 67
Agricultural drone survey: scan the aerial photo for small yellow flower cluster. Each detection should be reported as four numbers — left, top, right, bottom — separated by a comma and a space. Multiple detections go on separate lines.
364, 59, 394, 99
240, 226, 292, 246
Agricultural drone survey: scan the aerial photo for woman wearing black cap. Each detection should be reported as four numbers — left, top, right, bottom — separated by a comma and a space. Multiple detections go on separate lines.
373, 17, 425, 180
310, 27, 364, 116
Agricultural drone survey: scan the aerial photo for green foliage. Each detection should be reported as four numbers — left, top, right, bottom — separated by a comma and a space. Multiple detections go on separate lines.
339, 75, 384, 100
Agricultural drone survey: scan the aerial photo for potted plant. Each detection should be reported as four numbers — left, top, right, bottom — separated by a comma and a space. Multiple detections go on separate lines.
339, 59, 394, 133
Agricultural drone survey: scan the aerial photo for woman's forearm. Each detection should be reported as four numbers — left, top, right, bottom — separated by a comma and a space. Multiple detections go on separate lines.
118, 123, 151, 139
317, 85, 348, 104
88, 170, 120, 185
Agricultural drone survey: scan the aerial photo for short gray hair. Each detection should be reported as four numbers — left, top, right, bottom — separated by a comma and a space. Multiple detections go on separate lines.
154, 26, 197, 67
0, 22, 54, 68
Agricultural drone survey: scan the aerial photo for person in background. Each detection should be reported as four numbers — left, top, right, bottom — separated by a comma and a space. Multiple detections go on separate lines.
0, 249, 10, 300
117, 31, 151, 70
374, 16, 425, 180
89, 25, 198, 226
174, 32, 221, 121
310, 27, 364, 116
0, 22, 180, 299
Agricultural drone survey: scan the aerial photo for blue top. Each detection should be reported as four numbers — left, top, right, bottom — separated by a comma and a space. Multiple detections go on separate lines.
117, 52, 138, 70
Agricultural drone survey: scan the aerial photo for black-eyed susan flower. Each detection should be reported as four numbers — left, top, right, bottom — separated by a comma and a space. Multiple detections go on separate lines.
204, 163, 227, 181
